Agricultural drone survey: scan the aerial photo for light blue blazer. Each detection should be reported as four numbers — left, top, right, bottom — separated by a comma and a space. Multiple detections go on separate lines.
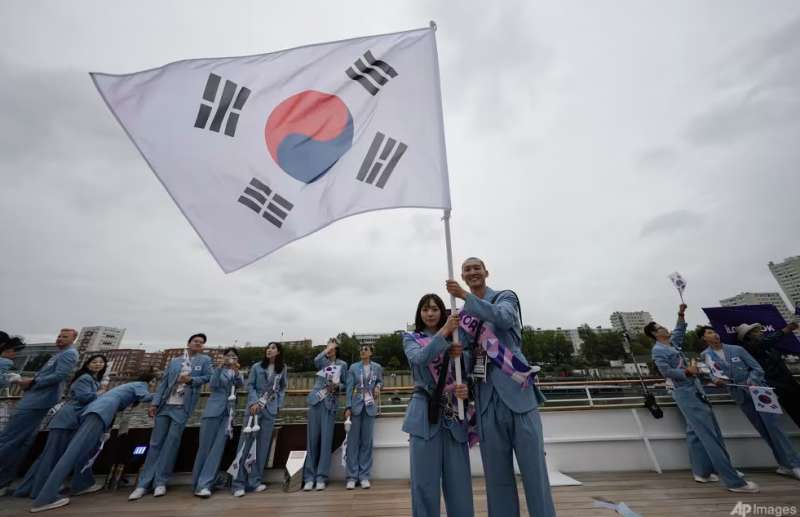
345, 361, 384, 417
459, 287, 542, 414
402, 331, 469, 443
307, 351, 347, 411
49, 373, 100, 431
151, 354, 213, 423
246, 362, 288, 417
201, 366, 244, 418
18, 347, 79, 410
0, 357, 14, 390
651, 319, 699, 391
702, 344, 765, 405
81, 382, 153, 431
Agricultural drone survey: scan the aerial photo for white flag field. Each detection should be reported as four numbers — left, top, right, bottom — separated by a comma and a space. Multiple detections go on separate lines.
92, 26, 451, 272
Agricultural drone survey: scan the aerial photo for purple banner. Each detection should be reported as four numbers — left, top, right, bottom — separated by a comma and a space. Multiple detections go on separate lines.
702, 304, 800, 354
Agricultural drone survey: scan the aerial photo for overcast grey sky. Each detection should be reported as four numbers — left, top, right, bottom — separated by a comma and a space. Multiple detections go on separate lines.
1, 1, 798, 350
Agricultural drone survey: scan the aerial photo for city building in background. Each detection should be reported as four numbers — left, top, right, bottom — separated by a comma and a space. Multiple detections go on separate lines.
610, 311, 654, 335
277, 339, 312, 348
14, 342, 60, 371
720, 292, 793, 322
769, 255, 800, 308
75, 326, 126, 354
353, 332, 403, 347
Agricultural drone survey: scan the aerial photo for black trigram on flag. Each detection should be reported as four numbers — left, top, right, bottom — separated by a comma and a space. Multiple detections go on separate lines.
345, 50, 398, 96
237, 177, 294, 228
194, 73, 251, 137
356, 132, 408, 189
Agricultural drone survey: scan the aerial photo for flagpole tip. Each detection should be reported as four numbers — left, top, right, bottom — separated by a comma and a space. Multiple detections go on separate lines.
429, 20, 437, 31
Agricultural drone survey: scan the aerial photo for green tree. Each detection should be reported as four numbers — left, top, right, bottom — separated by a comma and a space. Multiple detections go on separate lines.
373, 333, 407, 371
579, 325, 625, 366
237, 346, 265, 368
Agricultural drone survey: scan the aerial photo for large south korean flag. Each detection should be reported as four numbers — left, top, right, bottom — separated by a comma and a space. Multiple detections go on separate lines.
92, 25, 451, 272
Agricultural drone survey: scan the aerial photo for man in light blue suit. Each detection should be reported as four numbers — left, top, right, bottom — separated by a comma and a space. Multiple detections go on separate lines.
0, 333, 25, 391
0, 328, 79, 496
447, 257, 555, 517
129, 333, 212, 500
303, 339, 347, 491
30, 376, 154, 513
649, 310, 759, 493
698, 325, 800, 480
192, 347, 243, 497
344, 344, 383, 489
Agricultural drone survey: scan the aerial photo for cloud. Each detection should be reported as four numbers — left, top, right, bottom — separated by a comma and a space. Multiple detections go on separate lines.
636, 147, 679, 170
640, 210, 704, 238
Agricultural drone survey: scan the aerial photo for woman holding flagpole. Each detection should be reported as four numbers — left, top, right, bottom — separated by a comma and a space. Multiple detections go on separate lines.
698, 326, 800, 480
230, 342, 287, 497
15, 354, 107, 499
303, 339, 347, 491
403, 293, 473, 517
191, 347, 243, 497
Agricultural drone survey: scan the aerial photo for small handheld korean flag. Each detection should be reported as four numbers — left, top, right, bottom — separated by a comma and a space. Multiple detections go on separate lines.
749, 386, 782, 414
668, 272, 687, 303
704, 354, 729, 381
92, 26, 451, 273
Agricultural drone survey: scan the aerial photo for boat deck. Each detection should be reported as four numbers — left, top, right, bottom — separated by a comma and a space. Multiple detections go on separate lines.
2, 470, 797, 516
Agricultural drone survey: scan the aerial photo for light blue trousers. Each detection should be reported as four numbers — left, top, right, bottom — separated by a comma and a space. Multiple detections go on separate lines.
345, 412, 375, 482
137, 406, 188, 489
735, 389, 800, 469
409, 426, 473, 517
303, 403, 336, 484
672, 387, 745, 488
32, 414, 104, 507
191, 414, 231, 492
232, 411, 277, 492
0, 408, 48, 488
14, 429, 75, 498
479, 391, 555, 517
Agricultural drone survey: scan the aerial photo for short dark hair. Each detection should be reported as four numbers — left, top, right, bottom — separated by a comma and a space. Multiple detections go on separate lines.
188, 333, 207, 344
644, 322, 658, 340
696, 325, 715, 342
222, 347, 239, 357
136, 370, 156, 383
414, 293, 448, 333
462, 257, 486, 270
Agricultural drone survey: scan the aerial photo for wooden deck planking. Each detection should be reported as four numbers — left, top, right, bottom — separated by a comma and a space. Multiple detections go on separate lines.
1, 470, 797, 516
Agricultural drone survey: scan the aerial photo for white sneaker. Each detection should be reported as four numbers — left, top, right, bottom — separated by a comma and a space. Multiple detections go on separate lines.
693, 473, 719, 483
195, 488, 212, 498
128, 488, 146, 501
360, 479, 371, 489
776, 466, 800, 480
302, 481, 314, 492
233, 489, 245, 497
346, 480, 356, 490
153, 485, 166, 497
315, 481, 326, 491
30, 497, 70, 513
74, 483, 104, 496
728, 480, 760, 494
254, 484, 267, 492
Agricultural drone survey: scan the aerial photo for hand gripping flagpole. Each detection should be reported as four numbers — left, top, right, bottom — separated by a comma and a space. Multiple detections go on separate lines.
443, 209, 465, 421
431, 20, 464, 422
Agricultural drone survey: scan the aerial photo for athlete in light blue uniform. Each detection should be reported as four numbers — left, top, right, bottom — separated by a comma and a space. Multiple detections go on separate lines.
129, 333, 212, 500
0, 329, 79, 496
699, 326, 800, 480
15, 355, 106, 499
303, 340, 347, 491
0, 333, 25, 391
231, 342, 287, 496
403, 293, 473, 517
30, 377, 154, 513
649, 310, 759, 493
448, 258, 555, 517
191, 347, 243, 497
344, 344, 383, 489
